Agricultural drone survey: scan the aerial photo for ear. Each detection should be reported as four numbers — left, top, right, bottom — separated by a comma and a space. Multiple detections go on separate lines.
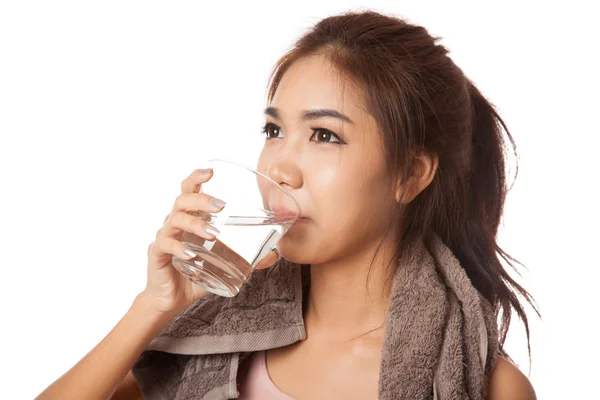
395, 152, 438, 204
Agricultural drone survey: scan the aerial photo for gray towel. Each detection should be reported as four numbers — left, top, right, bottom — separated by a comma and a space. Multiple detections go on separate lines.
132, 233, 499, 399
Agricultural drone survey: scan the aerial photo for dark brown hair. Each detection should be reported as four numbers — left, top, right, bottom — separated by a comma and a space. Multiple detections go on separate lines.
266, 10, 540, 363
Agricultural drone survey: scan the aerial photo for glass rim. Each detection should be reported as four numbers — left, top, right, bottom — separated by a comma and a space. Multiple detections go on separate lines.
207, 158, 302, 216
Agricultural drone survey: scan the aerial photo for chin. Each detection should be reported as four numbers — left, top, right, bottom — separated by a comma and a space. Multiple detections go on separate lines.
276, 235, 314, 265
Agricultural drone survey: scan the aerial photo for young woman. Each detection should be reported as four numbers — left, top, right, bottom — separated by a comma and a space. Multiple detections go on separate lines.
36, 10, 538, 400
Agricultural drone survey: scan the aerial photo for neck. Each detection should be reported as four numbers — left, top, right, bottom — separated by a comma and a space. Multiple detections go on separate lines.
304, 242, 398, 343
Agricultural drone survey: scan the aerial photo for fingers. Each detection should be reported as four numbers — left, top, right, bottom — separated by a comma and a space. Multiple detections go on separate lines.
181, 168, 214, 194
152, 168, 224, 267
158, 210, 221, 242
172, 192, 226, 215
148, 236, 196, 261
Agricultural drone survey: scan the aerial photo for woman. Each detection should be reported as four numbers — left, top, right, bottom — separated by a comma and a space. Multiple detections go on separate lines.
36, 10, 538, 400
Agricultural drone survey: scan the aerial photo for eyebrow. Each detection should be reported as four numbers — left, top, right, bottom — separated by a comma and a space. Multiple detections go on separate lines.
264, 107, 354, 124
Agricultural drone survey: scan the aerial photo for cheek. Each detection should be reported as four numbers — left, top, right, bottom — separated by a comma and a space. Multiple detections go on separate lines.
309, 176, 358, 241
314, 171, 393, 237
279, 166, 393, 264
256, 147, 278, 205
256, 147, 271, 176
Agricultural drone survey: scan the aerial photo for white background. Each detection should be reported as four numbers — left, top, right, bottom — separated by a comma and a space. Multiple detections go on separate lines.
1, 1, 598, 399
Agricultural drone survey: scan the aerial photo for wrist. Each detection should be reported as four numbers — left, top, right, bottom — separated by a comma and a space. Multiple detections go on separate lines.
132, 292, 181, 326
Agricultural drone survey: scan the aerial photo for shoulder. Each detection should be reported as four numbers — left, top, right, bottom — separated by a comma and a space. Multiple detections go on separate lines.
487, 355, 537, 400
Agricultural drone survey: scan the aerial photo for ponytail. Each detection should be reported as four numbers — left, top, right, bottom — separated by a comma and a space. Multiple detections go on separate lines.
442, 81, 540, 362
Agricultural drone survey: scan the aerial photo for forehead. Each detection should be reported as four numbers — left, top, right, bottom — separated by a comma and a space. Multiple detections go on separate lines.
271, 54, 367, 120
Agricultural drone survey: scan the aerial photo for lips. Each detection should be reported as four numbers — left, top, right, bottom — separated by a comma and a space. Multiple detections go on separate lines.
267, 205, 298, 222
270, 206, 296, 215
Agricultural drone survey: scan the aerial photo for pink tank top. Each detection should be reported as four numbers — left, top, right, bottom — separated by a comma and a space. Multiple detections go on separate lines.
237, 350, 296, 400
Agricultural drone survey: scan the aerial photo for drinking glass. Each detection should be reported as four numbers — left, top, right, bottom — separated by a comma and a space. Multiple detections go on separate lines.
171, 158, 301, 297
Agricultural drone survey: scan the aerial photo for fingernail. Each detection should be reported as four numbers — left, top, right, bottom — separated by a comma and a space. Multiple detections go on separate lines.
181, 246, 197, 259
203, 224, 220, 237
210, 197, 226, 209
199, 168, 213, 175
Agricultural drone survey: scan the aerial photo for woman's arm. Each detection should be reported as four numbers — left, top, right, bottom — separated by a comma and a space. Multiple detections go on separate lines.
110, 370, 143, 400
35, 293, 178, 400
487, 355, 537, 400
36, 168, 229, 399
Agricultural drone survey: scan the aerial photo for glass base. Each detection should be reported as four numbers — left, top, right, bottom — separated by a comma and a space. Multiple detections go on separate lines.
172, 244, 248, 297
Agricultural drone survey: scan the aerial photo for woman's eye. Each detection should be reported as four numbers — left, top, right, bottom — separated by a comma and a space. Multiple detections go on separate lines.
262, 122, 345, 145
310, 128, 344, 144
262, 122, 283, 139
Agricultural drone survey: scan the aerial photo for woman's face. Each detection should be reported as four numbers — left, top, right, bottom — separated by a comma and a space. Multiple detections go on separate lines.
257, 54, 397, 265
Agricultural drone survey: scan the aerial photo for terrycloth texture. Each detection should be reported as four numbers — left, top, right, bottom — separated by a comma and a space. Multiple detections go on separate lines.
132, 233, 499, 399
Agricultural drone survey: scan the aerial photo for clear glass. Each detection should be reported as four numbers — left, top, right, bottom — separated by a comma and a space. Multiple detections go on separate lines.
171, 158, 301, 297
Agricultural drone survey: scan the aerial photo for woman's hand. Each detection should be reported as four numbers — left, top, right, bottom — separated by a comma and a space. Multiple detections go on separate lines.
141, 168, 281, 316
141, 168, 226, 315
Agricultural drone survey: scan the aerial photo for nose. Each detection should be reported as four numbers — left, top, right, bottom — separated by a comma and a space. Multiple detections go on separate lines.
266, 155, 302, 191
264, 156, 303, 220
